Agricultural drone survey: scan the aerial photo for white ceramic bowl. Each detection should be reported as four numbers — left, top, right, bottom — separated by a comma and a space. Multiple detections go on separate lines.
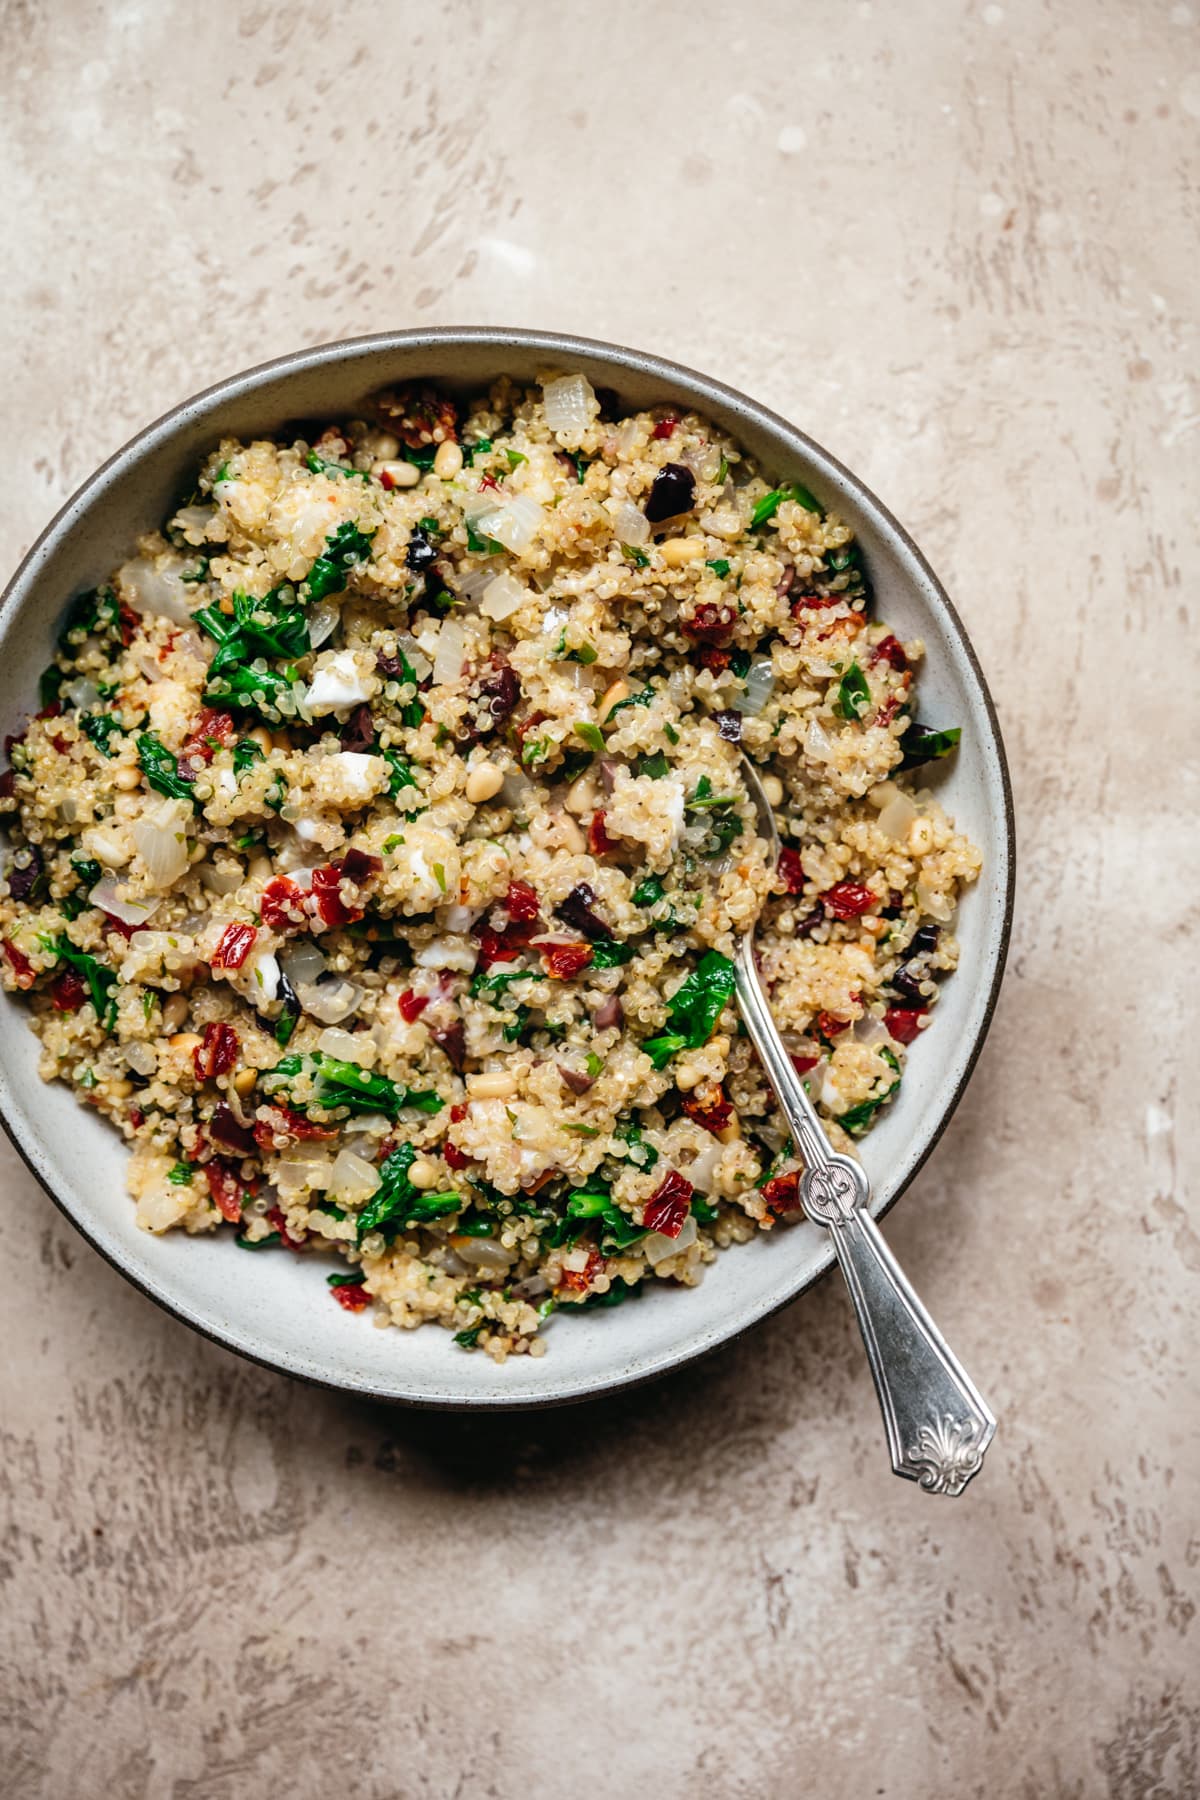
0, 330, 1014, 1406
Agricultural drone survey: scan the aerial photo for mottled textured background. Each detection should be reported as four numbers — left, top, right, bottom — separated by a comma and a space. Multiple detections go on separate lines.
2, 2, 1197, 1795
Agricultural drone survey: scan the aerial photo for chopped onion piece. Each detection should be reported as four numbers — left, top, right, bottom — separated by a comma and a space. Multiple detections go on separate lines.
307, 603, 340, 648
64, 676, 100, 711
877, 787, 918, 843
480, 571, 529, 622
739, 656, 776, 716
318, 1026, 368, 1063
541, 373, 596, 436
415, 937, 478, 972
132, 805, 191, 888
916, 880, 955, 924
88, 874, 160, 928
645, 1214, 698, 1265
612, 500, 650, 547
329, 1148, 381, 1208
118, 556, 193, 624
199, 862, 243, 896
853, 1016, 891, 1049
124, 1041, 158, 1077
301, 975, 362, 1024
281, 940, 327, 987
432, 616, 467, 685
453, 1235, 515, 1272
805, 718, 833, 762
466, 493, 545, 554
250, 950, 280, 1005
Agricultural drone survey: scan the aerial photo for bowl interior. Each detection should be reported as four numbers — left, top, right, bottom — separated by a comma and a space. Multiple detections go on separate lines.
0, 330, 1012, 1406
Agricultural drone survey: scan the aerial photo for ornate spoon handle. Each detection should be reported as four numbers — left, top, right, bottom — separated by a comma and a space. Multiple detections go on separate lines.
734, 942, 996, 1495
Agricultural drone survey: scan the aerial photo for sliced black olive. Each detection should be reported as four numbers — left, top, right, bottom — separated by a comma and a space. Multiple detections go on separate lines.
556, 882, 609, 943
405, 530, 438, 573
714, 710, 743, 743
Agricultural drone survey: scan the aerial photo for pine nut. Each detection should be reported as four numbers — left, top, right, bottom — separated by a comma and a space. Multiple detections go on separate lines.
597, 680, 631, 724
465, 762, 505, 804
467, 1071, 518, 1100
675, 1063, 701, 1091
565, 773, 598, 815
108, 1078, 133, 1099
373, 460, 420, 488
170, 1033, 202, 1054
233, 1067, 258, 1095
113, 764, 141, 792
907, 817, 935, 856
407, 1157, 439, 1189
761, 774, 784, 808
369, 431, 400, 461
433, 441, 464, 479
248, 725, 274, 753
248, 855, 273, 882
660, 536, 706, 567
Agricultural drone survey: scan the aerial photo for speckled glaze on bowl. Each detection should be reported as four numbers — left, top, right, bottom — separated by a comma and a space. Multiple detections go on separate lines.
0, 329, 1014, 1407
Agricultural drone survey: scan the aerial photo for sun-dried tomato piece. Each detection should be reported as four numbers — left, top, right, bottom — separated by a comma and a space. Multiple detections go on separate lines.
193, 1021, 239, 1081
260, 876, 307, 935
822, 881, 876, 921
778, 847, 806, 894
118, 600, 140, 646
308, 865, 355, 928
789, 1051, 820, 1076
337, 846, 383, 885
761, 1170, 802, 1215
212, 922, 257, 970
475, 927, 522, 969
398, 988, 430, 1023
265, 1205, 306, 1250
99, 911, 142, 942
815, 1011, 850, 1040
332, 1280, 371, 1311
449, 1102, 468, 1124
207, 1160, 246, 1224
588, 811, 617, 856
253, 1106, 338, 1151
651, 415, 678, 440
182, 707, 236, 764
681, 1085, 733, 1136
884, 1007, 926, 1045
504, 880, 540, 922
559, 1247, 603, 1294
643, 1170, 695, 1238
871, 634, 908, 671
681, 601, 736, 645
698, 645, 731, 673
541, 940, 594, 980
791, 593, 839, 614
2, 940, 34, 988
443, 1141, 468, 1171
50, 969, 87, 1011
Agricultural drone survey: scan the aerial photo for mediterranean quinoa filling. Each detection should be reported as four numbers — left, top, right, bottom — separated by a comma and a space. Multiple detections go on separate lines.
0, 375, 980, 1361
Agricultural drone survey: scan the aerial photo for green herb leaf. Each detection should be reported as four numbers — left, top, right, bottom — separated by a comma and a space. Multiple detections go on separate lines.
750, 481, 822, 529
636, 751, 670, 779
232, 738, 264, 776
631, 875, 666, 908
80, 713, 123, 757
614, 1120, 658, 1168
835, 662, 871, 723
574, 722, 605, 754
305, 449, 370, 483
621, 545, 650, 567
641, 951, 735, 1068
357, 1142, 462, 1239
38, 935, 118, 1031
167, 1161, 194, 1185
591, 939, 633, 968
606, 684, 656, 721
136, 733, 197, 806
327, 1271, 366, 1287
302, 522, 377, 603
706, 559, 731, 577
899, 724, 962, 770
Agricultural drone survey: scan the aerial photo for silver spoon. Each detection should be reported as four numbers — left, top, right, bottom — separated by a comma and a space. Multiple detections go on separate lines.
734, 755, 996, 1495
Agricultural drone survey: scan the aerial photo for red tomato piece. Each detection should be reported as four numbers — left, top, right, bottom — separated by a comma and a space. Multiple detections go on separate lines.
449, 1102, 468, 1123
265, 1205, 306, 1250
260, 876, 307, 934
884, 1007, 926, 1045
2, 939, 34, 988
815, 1011, 850, 1039
332, 1281, 371, 1311
822, 881, 876, 921
791, 593, 839, 613
871, 634, 908, 671
681, 1085, 733, 1136
559, 1247, 603, 1293
183, 707, 236, 763
193, 1021, 239, 1081
207, 1160, 246, 1224
652, 416, 678, 439
761, 1170, 802, 1215
540, 940, 594, 980
398, 988, 430, 1023
475, 927, 522, 969
253, 1106, 338, 1150
212, 922, 257, 970
504, 880, 541, 922
778, 847, 806, 894
681, 601, 736, 645
789, 1051, 820, 1076
443, 1141, 468, 1171
698, 645, 731, 673
643, 1170, 695, 1238
50, 969, 87, 1011
587, 811, 617, 856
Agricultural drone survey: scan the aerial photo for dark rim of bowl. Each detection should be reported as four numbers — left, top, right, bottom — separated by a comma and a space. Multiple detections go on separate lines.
0, 326, 1016, 1410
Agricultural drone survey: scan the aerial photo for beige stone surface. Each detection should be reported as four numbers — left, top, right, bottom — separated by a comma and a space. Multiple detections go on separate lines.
2, 2, 1197, 1795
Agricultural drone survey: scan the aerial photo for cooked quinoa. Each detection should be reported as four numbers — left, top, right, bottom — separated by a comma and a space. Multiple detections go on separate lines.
0, 373, 981, 1360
